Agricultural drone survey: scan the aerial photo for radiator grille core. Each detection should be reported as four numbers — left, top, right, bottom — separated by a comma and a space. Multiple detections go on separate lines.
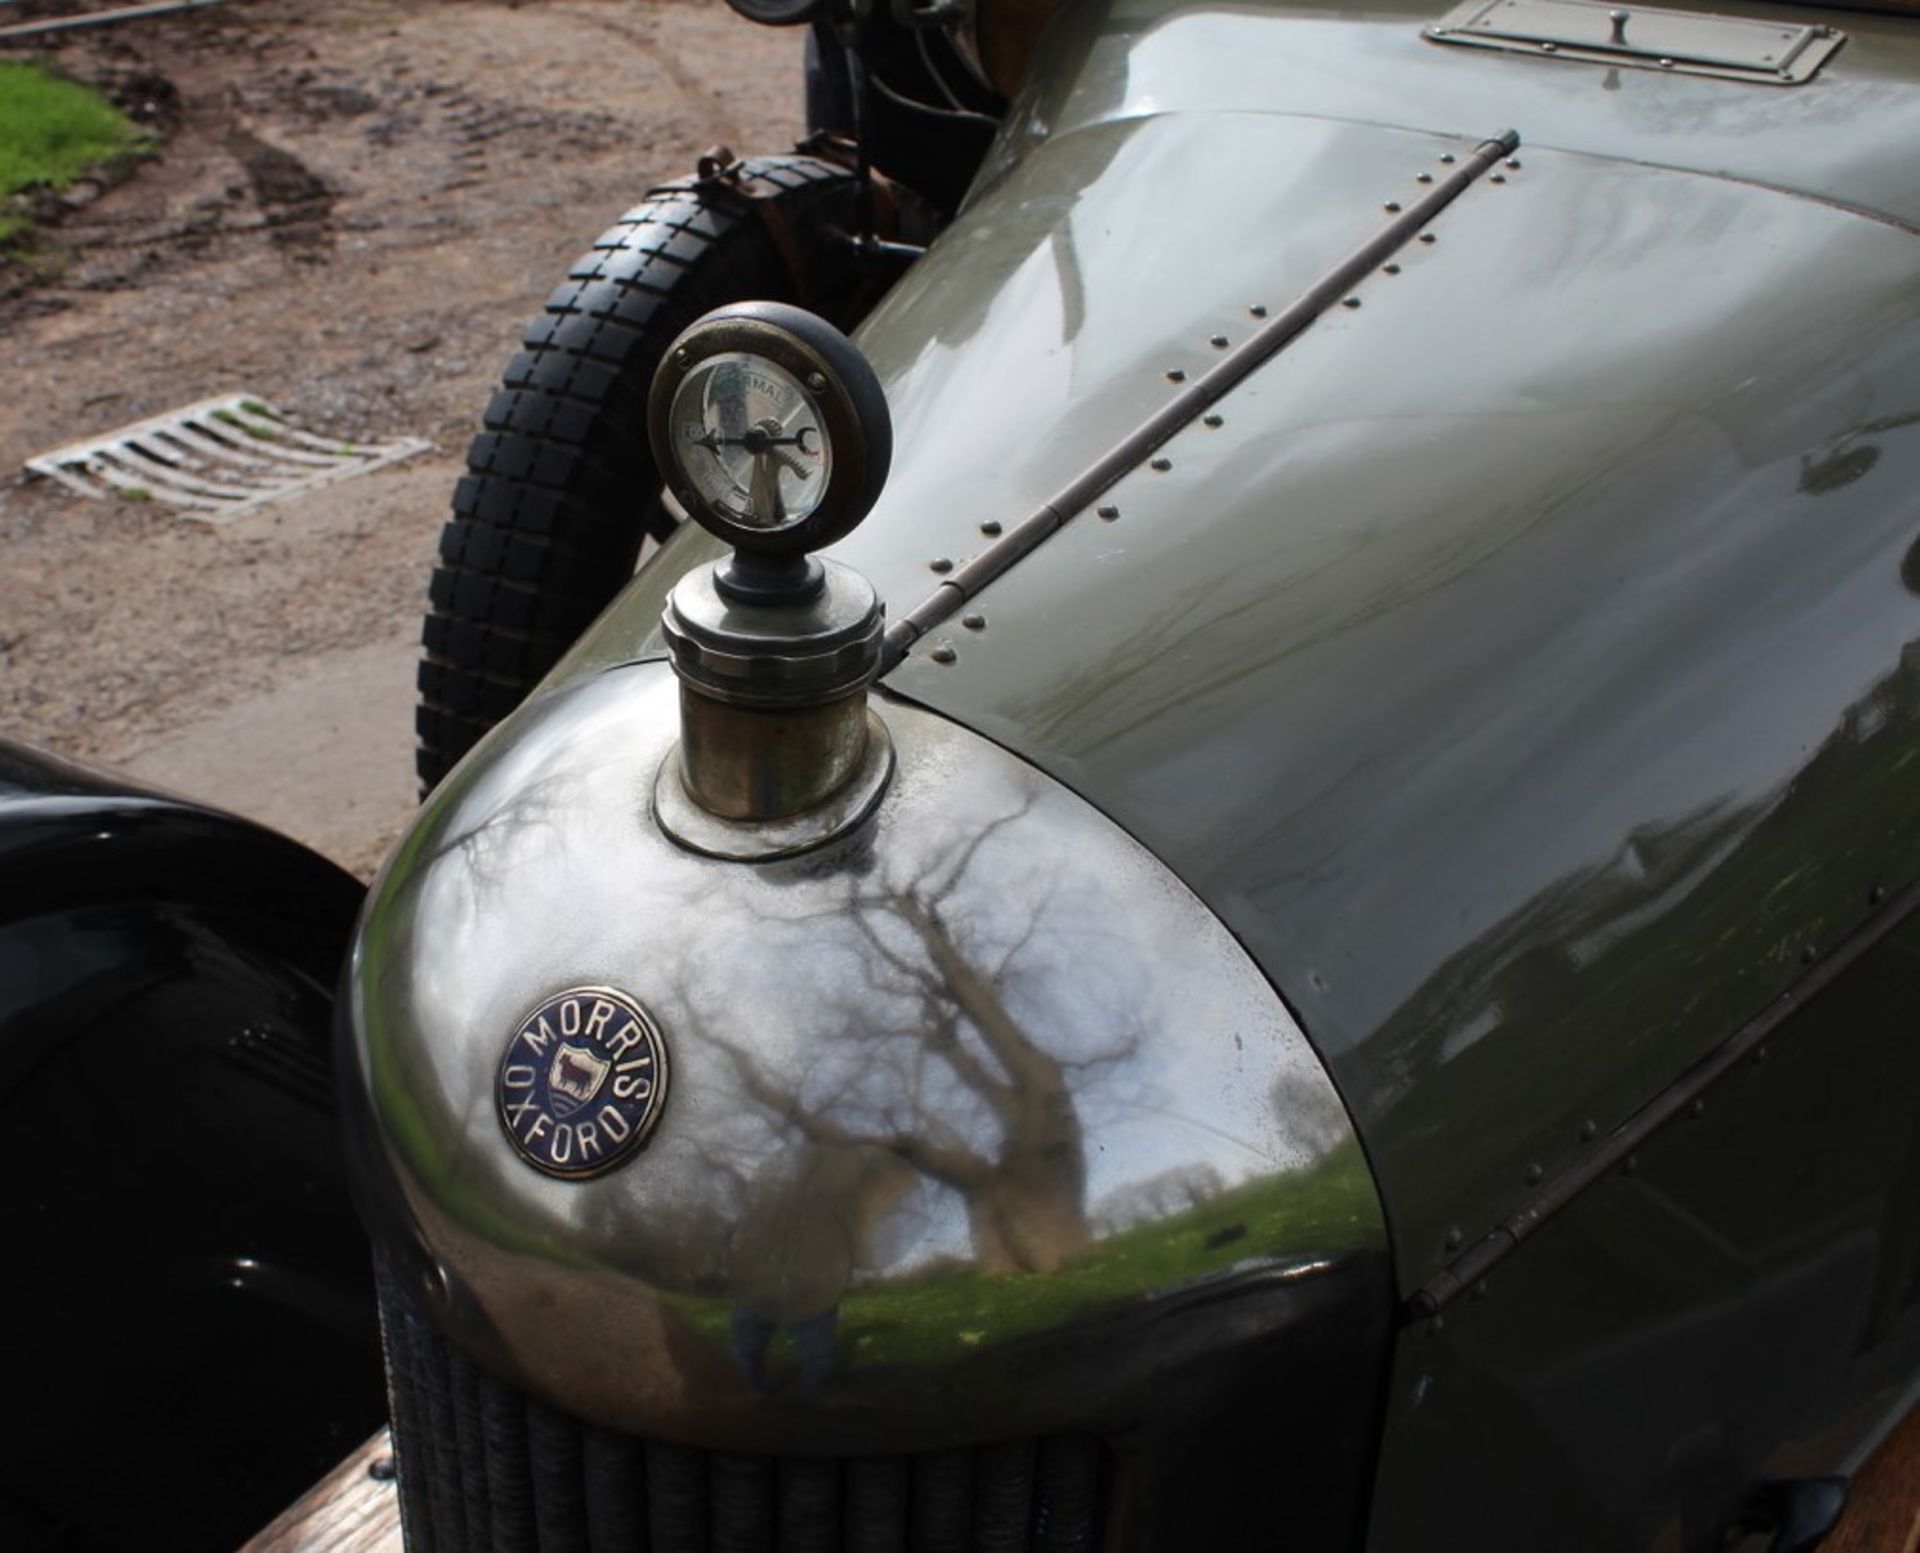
377, 1265, 1110, 1552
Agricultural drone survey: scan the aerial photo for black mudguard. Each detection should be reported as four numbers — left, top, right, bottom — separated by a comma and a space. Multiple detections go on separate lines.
0, 741, 385, 1551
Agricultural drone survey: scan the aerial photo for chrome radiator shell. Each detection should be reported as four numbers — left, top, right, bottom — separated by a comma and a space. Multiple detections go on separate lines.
342, 662, 1389, 1489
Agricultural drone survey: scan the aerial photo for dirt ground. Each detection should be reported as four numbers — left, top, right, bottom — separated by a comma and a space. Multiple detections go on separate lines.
0, 0, 802, 877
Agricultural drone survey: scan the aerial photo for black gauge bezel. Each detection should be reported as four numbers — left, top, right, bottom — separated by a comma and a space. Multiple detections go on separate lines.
648, 302, 892, 559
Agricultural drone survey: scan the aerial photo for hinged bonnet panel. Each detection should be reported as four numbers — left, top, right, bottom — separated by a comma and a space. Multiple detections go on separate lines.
1427, 0, 1845, 83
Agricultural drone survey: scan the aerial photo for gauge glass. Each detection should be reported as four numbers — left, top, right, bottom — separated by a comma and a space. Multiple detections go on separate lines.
667, 352, 831, 532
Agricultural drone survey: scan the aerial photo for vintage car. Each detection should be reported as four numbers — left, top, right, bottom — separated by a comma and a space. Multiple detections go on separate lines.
14, 0, 1920, 1549
345, 0, 1920, 1547
0, 742, 388, 1550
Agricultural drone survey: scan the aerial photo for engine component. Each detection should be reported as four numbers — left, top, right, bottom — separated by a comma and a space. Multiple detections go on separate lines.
343, 663, 1393, 1550
650, 303, 895, 854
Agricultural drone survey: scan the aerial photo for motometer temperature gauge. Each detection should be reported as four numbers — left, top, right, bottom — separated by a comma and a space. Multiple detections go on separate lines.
648, 303, 896, 858
649, 301, 891, 601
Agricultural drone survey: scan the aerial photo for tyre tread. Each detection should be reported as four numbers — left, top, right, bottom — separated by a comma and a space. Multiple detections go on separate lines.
416, 155, 917, 792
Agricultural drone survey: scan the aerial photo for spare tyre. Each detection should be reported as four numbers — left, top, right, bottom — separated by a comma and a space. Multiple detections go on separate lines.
416, 152, 928, 793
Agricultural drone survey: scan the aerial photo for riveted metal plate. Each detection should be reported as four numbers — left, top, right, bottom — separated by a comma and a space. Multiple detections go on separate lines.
1427, 0, 1844, 84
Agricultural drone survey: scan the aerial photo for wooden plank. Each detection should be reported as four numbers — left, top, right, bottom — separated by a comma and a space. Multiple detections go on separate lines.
1827, 1401, 1920, 1553
239, 1429, 401, 1553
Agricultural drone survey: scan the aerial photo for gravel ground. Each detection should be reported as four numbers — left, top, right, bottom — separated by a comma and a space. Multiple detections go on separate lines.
0, 0, 802, 876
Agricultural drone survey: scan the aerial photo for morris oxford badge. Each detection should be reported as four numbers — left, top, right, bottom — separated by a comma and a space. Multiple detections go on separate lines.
496, 987, 669, 1179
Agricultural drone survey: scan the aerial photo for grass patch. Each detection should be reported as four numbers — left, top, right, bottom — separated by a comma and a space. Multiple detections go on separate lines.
0, 62, 142, 247
664, 1151, 1382, 1374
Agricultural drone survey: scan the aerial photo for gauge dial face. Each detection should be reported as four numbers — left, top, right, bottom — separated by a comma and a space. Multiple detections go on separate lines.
666, 353, 832, 533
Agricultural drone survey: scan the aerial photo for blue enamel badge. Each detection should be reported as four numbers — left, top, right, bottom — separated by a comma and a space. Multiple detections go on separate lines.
496, 986, 670, 1179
